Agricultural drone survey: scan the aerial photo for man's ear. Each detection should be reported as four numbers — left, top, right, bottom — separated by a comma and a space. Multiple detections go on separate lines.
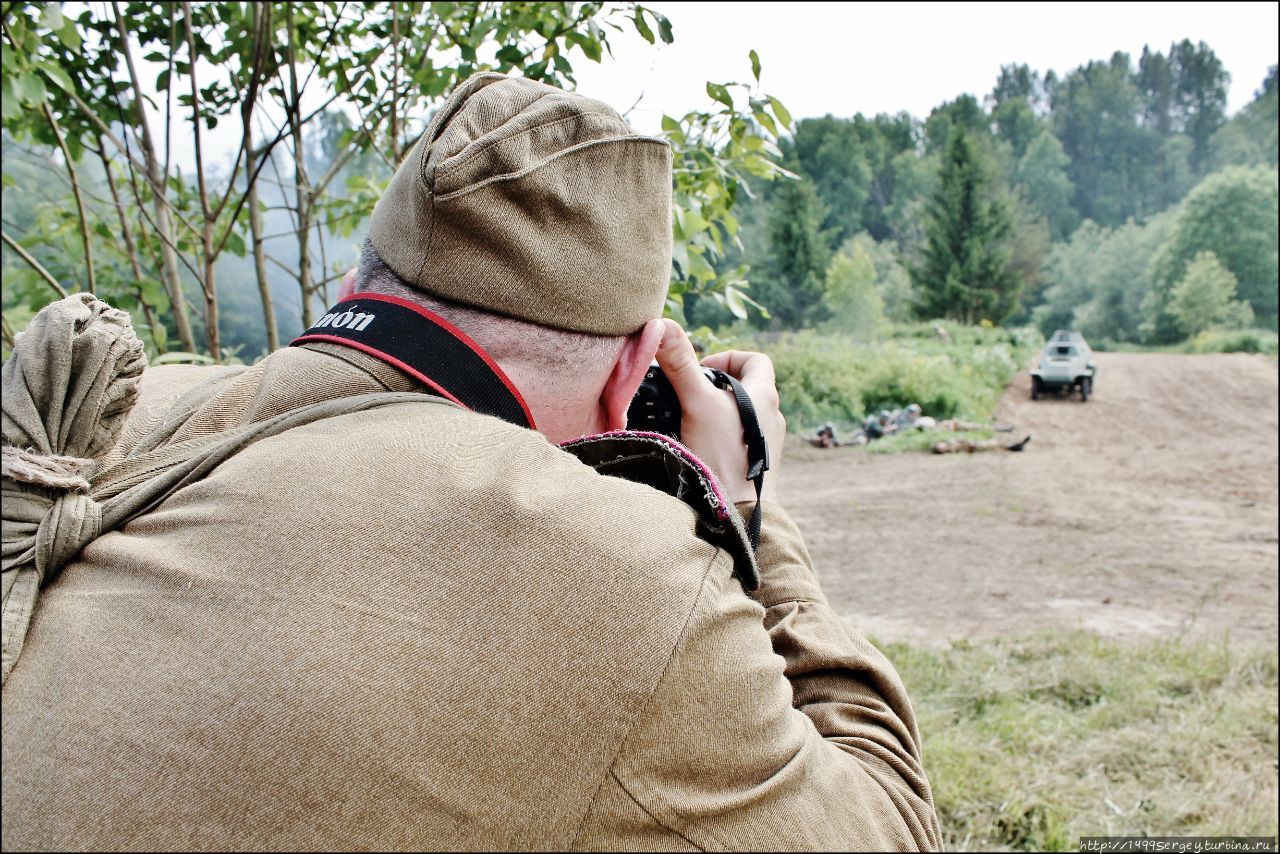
599, 317, 665, 431
337, 268, 357, 300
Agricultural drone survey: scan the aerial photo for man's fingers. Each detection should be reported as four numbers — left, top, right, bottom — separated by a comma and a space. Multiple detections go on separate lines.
701, 349, 775, 384
656, 319, 716, 402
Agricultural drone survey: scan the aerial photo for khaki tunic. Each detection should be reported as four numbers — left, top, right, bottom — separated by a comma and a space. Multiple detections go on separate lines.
2, 343, 940, 851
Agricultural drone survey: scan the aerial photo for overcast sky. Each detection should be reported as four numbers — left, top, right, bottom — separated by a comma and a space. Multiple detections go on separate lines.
572, 1, 1280, 135
170, 1, 1278, 174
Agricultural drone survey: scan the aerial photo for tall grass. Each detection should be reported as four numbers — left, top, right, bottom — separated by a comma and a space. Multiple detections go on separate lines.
885, 632, 1279, 852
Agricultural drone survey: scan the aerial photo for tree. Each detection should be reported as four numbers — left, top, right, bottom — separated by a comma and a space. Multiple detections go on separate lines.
923, 94, 988, 156
1, 3, 793, 361
913, 131, 1018, 324
991, 97, 1042, 162
844, 232, 915, 323
1051, 52, 1163, 226
1168, 39, 1229, 175
1136, 45, 1175, 134
758, 177, 832, 328
821, 239, 883, 338
1150, 165, 1279, 333
1013, 129, 1078, 241
1036, 210, 1177, 344
1210, 66, 1278, 171
782, 116, 872, 246
1168, 250, 1253, 337
990, 63, 1045, 113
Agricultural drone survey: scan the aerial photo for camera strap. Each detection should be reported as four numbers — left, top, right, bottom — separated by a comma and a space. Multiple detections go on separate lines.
290, 294, 536, 430
706, 369, 769, 550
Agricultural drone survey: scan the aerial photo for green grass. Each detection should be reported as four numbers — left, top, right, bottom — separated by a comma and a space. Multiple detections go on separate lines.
882, 632, 1279, 851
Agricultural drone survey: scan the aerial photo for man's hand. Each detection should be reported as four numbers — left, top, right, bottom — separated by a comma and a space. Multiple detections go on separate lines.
654, 320, 785, 505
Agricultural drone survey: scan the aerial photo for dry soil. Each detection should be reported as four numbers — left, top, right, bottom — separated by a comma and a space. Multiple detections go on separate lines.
778, 352, 1280, 646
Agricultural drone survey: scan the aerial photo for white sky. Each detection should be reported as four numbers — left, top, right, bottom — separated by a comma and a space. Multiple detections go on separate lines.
170, 1, 1279, 173
573, 1, 1280, 134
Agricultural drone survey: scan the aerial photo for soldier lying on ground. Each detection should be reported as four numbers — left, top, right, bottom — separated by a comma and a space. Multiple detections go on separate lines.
932, 435, 1033, 454
808, 422, 841, 447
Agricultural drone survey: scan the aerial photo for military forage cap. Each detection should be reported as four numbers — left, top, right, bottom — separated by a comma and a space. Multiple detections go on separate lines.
368, 73, 673, 336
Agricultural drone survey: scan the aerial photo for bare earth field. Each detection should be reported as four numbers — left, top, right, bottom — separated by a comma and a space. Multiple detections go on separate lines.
778, 352, 1280, 646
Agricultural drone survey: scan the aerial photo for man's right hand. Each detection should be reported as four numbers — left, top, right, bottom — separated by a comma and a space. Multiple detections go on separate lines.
654, 320, 785, 505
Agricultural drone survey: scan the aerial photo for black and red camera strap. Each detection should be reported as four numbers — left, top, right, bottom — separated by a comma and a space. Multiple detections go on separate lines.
291, 293, 536, 430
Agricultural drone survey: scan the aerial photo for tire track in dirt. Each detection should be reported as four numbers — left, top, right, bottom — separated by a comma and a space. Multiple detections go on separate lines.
776, 352, 1279, 645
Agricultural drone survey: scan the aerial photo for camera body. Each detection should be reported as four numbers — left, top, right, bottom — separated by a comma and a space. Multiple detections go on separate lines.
626, 364, 716, 440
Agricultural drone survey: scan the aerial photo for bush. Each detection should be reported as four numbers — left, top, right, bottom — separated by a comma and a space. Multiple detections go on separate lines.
725, 322, 1042, 434
1185, 328, 1279, 355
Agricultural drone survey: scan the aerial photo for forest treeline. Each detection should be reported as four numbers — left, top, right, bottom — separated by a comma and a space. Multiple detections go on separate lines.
2, 5, 1277, 361
700, 45, 1278, 349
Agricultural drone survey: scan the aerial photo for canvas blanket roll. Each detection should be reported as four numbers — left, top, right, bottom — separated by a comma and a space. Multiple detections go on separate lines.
1, 294, 146, 681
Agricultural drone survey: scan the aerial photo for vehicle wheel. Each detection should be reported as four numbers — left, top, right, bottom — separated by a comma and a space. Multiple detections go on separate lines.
1079, 376, 1092, 402
1031, 376, 1042, 400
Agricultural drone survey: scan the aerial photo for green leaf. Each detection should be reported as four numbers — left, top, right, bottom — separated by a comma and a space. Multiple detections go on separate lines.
769, 96, 792, 129
671, 239, 689, 275
40, 4, 64, 32
632, 10, 654, 45
749, 49, 760, 83
56, 22, 82, 52
578, 33, 602, 62
37, 61, 73, 93
13, 72, 46, 105
683, 209, 708, 235
752, 105, 777, 135
426, 73, 452, 97
224, 230, 246, 257
724, 286, 747, 319
706, 82, 732, 109
495, 44, 524, 66
687, 247, 715, 282
656, 14, 673, 44
660, 114, 680, 133
139, 278, 166, 305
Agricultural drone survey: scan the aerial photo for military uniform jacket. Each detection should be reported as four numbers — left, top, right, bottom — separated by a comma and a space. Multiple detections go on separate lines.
2, 341, 941, 851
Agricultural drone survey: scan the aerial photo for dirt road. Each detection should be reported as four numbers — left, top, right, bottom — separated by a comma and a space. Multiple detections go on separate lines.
779, 352, 1279, 646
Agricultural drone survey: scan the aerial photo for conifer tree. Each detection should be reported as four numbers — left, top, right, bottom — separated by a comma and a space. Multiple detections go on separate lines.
913, 131, 1019, 324
759, 177, 832, 328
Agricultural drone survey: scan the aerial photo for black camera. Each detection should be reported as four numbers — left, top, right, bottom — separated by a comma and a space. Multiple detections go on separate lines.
626, 364, 717, 440
627, 361, 771, 549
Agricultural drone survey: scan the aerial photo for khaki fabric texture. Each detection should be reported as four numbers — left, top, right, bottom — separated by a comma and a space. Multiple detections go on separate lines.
368, 73, 672, 335
2, 342, 940, 851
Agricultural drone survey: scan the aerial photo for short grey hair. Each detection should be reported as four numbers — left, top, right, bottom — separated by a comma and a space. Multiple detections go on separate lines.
354, 237, 625, 375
